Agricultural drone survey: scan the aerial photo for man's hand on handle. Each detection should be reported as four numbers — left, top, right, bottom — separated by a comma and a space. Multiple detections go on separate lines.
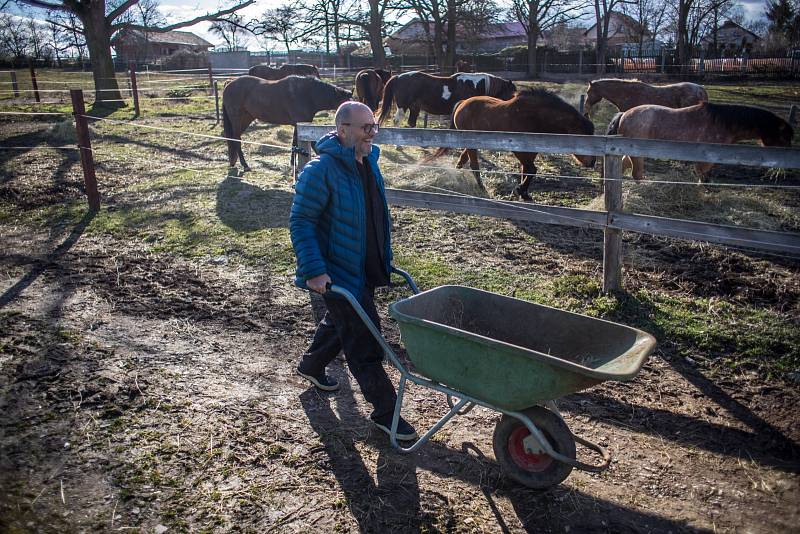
307, 273, 332, 294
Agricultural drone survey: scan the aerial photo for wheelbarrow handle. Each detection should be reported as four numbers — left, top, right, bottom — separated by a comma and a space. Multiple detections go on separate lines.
326, 284, 407, 373
391, 266, 420, 294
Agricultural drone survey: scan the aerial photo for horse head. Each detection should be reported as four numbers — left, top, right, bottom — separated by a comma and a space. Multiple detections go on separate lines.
495, 78, 516, 100
762, 118, 794, 147
584, 81, 602, 118
573, 116, 597, 168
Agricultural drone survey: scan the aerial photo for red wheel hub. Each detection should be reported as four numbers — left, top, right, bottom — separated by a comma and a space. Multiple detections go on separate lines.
508, 426, 554, 472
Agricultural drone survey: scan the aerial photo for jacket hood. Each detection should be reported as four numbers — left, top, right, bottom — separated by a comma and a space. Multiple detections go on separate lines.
315, 132, 381, 162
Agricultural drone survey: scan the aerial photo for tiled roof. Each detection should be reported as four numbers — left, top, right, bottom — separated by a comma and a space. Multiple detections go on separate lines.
113, 30, 212, 47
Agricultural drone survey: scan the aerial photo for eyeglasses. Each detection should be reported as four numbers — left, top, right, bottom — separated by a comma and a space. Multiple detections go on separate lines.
342, 122, 379, 134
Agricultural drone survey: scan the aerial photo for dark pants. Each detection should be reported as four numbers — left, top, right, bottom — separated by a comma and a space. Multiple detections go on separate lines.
299, 287, 397, 420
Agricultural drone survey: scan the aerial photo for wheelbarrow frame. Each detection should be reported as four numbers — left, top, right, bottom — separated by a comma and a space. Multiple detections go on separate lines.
327, 267, 611, 473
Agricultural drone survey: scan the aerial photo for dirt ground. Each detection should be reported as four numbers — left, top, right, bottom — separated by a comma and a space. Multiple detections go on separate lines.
1, 89, 799, 533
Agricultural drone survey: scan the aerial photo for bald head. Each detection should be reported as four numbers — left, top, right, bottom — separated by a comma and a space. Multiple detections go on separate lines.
335, 101, 373, 128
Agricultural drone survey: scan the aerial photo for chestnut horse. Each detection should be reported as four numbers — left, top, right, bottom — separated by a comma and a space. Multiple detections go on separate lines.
376, 71, 516, 127
222, 75, 351, 170
430, 89, 596, 200
584, 78, 707, 118
248, 63, 320, 80
353, 68, 392, 111
606, 102, 794, 180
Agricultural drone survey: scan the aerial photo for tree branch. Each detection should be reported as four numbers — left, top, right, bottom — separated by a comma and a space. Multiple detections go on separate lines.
107, 0, 142, 23
113, 0, 254, 31
45, 16, 85, 35
16, 0, 72, 12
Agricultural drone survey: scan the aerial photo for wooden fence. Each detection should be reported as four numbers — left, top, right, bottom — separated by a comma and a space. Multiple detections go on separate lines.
295, 124, 800, 292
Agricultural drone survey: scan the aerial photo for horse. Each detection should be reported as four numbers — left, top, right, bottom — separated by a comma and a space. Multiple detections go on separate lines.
428, 89, 597, 200
248, 63, 320, 81
376, 71, 516, 127
455, 59, 473, 73
353, 68, 393, 111
584, 78, 707, 118
222, 75, 351, 171
606, 102, 794, 181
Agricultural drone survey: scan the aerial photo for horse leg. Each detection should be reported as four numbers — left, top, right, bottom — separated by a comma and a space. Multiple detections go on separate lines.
622, 155, 633, 175
695, 162, 714, 183
466, 149, 483, 190
513, 153, 536, 201
408, 106, 420, 128
393, 107, 405, 126
456, 149, 469, 169
631, 157, 645, 181
236, 114, 255, 172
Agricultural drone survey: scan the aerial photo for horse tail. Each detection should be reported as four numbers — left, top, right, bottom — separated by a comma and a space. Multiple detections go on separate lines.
375, 75, 397, 125
222, 104, 238, 164
606, 112, 624, 136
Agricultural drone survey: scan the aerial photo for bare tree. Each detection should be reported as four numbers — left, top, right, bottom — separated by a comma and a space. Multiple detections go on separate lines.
592, 0, 634, 74
254, 6, 304, 55
46, 18, 71, 66
14, 0, 253, 105
621, 0, 668, 55
0, 13, 32, 64
210, 12, 249, 51
672, 0, 736, 71
511, 0, 586, 76
50, 10, 86, 63
26, 17, 48, 59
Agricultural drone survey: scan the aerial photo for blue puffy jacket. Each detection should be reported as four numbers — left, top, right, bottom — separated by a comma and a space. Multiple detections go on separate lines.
290, 132, 393, 296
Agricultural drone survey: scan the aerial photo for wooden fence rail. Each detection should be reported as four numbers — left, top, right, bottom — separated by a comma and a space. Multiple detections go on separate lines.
296, 123, 800, 292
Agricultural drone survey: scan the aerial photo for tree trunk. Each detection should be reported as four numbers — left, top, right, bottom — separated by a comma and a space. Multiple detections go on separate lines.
594, 0, 606, 74
433, 21, 445, 70
81, 5, 124, 106
527, 24, 539, 78
677, 0, 691, 74
368, 0, 385, 67
445, 1, 457, 72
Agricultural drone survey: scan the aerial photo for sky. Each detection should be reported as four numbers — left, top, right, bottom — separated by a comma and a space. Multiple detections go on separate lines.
2, 0, 770, 50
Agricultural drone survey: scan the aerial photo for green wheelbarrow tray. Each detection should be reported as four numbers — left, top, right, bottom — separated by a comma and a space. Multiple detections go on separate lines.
388, 285, 656, 412
326, 270, 656, 488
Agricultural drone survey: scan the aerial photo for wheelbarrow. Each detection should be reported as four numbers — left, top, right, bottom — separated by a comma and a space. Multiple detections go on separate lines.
327, 268, 656, 489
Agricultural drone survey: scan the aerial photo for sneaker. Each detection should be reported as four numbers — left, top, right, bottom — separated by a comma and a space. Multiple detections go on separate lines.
296, 367, 340, 391
372, 414, 418, 441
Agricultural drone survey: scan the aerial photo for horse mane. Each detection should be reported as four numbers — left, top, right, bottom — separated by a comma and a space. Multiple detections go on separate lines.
590, 78, 641, 85
703, 102, 790, 136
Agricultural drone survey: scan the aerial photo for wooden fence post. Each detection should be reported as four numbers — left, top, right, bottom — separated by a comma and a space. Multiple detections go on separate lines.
214, 80, 220, 124
578, 49, 583, 75
29, 63, 40, 102
207, 65, 214, 95
294, 139, 314, 180
602, 154, 623, 293
129, 62, 140, 117
660, 49, 666, 74
10, 71, 18, 97
579, 94, 585, 115
70, 89, 100, 211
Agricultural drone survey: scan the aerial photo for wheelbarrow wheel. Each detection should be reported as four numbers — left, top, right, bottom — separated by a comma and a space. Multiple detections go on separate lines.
492, 406, 576, 489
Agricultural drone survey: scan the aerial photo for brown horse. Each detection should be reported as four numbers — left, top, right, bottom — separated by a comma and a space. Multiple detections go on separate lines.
248, 63, 320, 80
376, 71, 516, 127
430, 89, 596, 200
353, 68, 392, 111
455, 59, 473, 73
584, 78, 707, 118
222, 75, 351, 170
606, 102, 794, 180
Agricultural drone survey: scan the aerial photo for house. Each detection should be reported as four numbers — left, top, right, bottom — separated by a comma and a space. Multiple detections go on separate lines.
581, 12, 651, 50
701, 20, 760, 53
112, 29, 213, 64
382, 19, 527, 55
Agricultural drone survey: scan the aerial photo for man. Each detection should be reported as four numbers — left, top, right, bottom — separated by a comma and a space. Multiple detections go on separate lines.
289, 101, 418, 441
